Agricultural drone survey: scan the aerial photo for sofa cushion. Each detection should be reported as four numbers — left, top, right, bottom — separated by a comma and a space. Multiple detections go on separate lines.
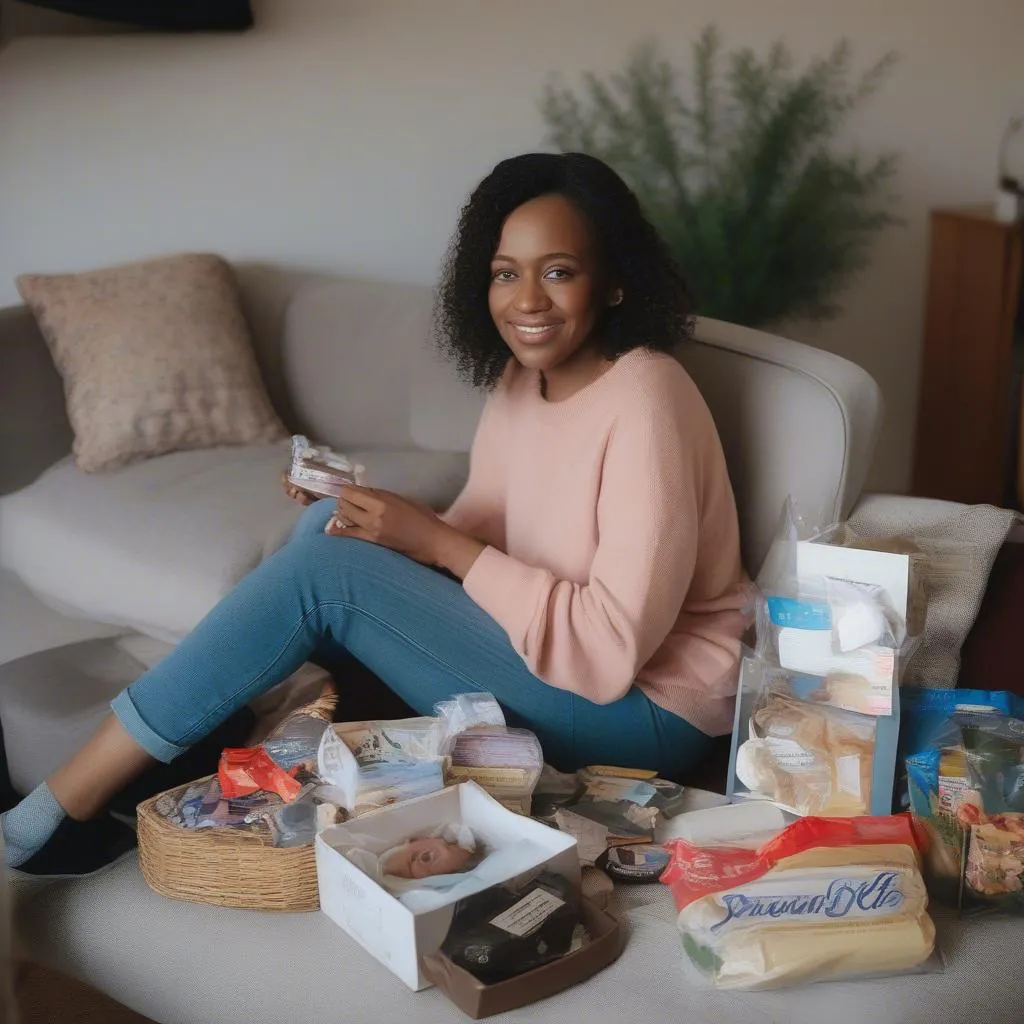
0, 443, 468, 642
16, 254, 288, 473
12, 801, 1022, 1024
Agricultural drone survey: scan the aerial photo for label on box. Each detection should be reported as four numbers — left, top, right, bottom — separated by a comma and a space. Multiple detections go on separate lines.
489, 888, 565, 937
446, 766, 530, 789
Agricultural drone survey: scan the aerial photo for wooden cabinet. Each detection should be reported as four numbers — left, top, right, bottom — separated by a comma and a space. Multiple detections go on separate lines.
912, 206, 1023, 506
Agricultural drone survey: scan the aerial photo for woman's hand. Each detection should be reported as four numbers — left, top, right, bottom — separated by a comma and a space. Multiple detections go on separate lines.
327, 485, 485, 577
281, 471, 318, 506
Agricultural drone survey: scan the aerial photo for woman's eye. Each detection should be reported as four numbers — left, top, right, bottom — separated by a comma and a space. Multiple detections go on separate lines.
544, 267, 572, 281
492, 269, 515, 282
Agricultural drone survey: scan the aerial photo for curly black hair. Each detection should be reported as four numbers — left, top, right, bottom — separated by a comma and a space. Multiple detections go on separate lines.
434, 152, 694, 389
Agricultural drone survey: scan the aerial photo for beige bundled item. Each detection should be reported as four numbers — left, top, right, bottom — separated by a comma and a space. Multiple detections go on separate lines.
736, 690, 876, 816
663, 815, 937, 990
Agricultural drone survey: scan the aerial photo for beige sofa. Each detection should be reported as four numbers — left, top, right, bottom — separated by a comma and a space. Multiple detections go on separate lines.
0, 268, 1018, 1023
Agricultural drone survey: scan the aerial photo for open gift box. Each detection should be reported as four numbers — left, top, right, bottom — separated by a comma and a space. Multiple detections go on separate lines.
315, 782, 580, 991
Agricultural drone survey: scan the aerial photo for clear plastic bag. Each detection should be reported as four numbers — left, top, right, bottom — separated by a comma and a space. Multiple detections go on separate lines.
727, 656, 899, 817
435, 692, 507, 752
756, 577, 905, 717
446, 727, 544, 816
435, 693, 543, 815
734, 670, 877, 816
661, 815, 938, 990
316, 724, 446, 815
958, 713, 1024, 913
900, 688, 1023, 904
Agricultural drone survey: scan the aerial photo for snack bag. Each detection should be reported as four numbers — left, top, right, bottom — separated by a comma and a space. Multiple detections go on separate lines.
661, 815, 936, 990
959, 714, 1024, 913
899, 689, 1021, 903
436, 693, 543, 815
218, 745, 304, 802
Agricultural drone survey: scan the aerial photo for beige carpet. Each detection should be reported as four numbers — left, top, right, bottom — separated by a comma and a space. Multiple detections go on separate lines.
17, 964, 153, 1023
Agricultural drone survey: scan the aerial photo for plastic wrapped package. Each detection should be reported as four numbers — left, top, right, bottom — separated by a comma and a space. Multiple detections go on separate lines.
757, 578, 905, 717
900, 689, 1023, 904
334, 716, 444, 765
661, 815, 937, 990
317, 723, 446, 815
218, 745, 304, 802
261, 710, 332, 771
958, 713, 1024, 913
728, 658, 898, 817
433, 693, 543, 815
189, 779, 283, 831
286, 434, 365, 499
446, 727, 544, 816
435, 693, 507, 749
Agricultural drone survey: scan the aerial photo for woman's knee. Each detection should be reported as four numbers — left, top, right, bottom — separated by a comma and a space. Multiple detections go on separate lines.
289, 498, 336, 541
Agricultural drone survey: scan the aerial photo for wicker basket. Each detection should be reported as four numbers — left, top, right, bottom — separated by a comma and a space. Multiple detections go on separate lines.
137, 687, 337, 912
137, 776, 319, 911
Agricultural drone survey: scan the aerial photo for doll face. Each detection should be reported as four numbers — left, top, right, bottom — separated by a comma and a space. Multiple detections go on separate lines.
385, 837, 473, 879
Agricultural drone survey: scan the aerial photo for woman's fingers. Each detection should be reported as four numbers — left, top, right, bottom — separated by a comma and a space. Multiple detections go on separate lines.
338, 497, 371, 526
338, 484, 381, 511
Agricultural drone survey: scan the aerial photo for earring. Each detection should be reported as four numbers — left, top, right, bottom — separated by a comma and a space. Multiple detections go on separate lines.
609, 289, 624, 307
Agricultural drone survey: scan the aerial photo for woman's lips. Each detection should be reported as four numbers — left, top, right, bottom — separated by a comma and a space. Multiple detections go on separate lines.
509, 322, 561, 344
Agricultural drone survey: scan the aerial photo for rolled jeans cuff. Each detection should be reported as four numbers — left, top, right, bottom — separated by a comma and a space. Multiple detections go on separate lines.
111, 690, 188, 763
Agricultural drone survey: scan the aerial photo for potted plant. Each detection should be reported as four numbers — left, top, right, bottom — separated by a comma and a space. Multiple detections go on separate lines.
541, 28, 900, 327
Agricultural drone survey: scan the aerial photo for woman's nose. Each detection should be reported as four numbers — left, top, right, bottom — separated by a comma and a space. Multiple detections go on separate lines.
512, 277, 551, 313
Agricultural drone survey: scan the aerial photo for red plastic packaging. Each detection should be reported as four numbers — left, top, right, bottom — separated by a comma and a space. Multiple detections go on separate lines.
661, 813, 923, 912
218, 746, 303, 802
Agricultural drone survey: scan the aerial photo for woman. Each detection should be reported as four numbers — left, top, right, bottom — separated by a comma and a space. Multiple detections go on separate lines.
2, 152, 750, 869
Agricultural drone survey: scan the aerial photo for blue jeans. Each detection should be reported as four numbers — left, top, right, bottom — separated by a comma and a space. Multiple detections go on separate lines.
111, 500, 712, 775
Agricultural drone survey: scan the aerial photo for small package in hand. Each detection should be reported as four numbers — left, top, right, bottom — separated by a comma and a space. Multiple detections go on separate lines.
287, 434, 365, 499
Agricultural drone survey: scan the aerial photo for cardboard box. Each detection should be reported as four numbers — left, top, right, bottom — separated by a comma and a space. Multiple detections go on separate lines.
420, 896, 625, 1019
315, 782, 579, 991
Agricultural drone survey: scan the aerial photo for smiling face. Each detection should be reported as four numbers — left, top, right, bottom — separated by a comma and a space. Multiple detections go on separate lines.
488, 193, 612, 387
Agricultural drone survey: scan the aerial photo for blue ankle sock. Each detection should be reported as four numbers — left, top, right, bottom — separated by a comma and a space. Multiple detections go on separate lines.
1, 781, 67, 867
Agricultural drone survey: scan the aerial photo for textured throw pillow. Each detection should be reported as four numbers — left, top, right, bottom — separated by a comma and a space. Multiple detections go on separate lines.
845, 495, 1021, 688
16, 253, 287, 472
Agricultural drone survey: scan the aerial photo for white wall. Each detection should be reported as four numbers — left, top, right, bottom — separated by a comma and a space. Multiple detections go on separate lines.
0, 0, 1021, 491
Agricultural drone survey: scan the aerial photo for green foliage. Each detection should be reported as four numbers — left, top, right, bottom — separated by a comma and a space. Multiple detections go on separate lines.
540, 28, 900, 327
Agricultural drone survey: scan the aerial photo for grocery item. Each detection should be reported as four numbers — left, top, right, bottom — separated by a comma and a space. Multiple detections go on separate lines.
747, 689, 875, 815
906, 746, 972, 904
662, 815, 936, 990
959, 714, 1024, 913
732, 664, 885, 816
218, 745, 304, 802
446, 727, 543, 816
597, 843, 669, 883
902, 693, 1024, 907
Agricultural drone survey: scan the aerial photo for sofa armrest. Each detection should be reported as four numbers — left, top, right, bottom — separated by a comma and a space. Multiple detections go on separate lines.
0, 305, 72, 496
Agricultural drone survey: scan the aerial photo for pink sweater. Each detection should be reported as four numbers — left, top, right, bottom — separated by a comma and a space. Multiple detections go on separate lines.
442, 348, 752, 736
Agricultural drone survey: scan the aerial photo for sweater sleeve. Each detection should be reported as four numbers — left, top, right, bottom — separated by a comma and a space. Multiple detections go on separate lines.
462, 388, 704, 704
439, 390, 507, 551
